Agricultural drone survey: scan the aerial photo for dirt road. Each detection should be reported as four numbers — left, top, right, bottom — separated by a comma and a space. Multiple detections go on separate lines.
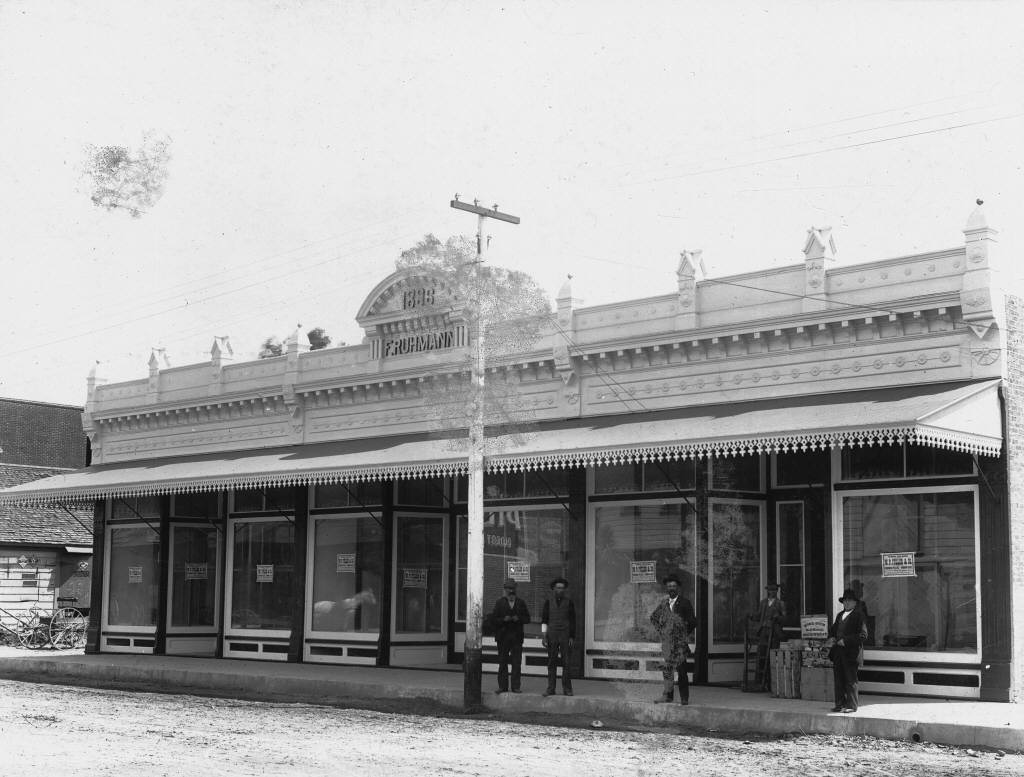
0, 678, 1019, 776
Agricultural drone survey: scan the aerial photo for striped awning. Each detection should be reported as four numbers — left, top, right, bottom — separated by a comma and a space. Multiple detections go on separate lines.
0, 380, 1002, 505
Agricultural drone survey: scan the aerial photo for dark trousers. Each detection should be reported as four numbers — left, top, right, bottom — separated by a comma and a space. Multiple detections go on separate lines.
497, 639, 523, 691
545, 632, 573, 692
662, 660, 690, 701
755, 635, 779, 689
832, 658, 860, 710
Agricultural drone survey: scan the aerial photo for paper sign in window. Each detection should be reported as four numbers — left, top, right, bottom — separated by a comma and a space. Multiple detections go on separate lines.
256, 564, 274, 583
630, 560, 657, 584
880, 552, 916, 578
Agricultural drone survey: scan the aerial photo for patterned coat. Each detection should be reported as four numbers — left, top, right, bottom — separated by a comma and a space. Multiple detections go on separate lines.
650, 596, 697, 665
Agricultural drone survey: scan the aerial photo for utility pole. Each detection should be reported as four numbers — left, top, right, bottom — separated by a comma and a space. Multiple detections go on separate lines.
449, 196, 520, 710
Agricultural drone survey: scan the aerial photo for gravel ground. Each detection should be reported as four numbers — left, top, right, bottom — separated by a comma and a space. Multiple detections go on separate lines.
0, 678, 1021, 776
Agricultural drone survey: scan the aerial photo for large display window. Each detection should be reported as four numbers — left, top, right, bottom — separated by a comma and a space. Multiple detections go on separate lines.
838, 487, 978, 657
227, 518, 296, 632
105, 525, 161, 628
456, 507, 570, 636
590, 501, 697, 647
309, 515, 384, 634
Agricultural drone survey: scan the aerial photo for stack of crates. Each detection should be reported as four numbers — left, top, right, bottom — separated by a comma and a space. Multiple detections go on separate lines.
769, 646, 801, 698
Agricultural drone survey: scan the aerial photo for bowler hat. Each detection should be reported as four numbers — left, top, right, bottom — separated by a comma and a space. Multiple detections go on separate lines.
549, 577, 569, 590
662, 573, 681, 586
765, 582, 779, 590
838, 588, 859, 603
503, 578, 517, 590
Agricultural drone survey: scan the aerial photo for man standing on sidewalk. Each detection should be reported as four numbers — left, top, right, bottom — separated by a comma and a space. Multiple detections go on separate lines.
650, 573, 697, 705
492, 578, 530, 694
541, 577, 576, 697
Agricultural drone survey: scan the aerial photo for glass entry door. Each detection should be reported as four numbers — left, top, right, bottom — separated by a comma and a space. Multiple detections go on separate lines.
708, 498, 765, 649
390, 512, 448, 666
223, 516, 296, 660
165, 523, 221, 656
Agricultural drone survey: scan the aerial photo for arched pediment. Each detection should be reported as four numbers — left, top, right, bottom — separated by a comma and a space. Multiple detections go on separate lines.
356, 268, 469, 360
355, 268, 462, 328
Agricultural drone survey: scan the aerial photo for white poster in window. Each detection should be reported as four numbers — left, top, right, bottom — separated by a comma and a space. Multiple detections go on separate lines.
256, 564, 274, 583
880, 552, 917, 578
403, 568, 428, 588
337, 553, 356, 573
507, 562, 531, 582
630, 560, 657, 584
185, 563, 208, 581
128, 566, 143, 584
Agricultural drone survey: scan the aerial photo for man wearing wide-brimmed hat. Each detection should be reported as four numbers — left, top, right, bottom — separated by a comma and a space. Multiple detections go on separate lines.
541, 577, 576, 697
491, 577, 531, 694
649, 573, 698, 705
827, 587, 869, 713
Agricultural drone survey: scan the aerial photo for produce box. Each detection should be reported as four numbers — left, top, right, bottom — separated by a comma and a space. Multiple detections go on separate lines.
799, 665, 835, 702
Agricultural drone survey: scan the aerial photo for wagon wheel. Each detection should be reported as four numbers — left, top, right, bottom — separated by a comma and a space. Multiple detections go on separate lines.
49, 608, 87, 649
21, 624, 49, 650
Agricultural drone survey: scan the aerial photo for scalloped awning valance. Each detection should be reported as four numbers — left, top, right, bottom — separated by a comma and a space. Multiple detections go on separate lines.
0, 379, 1002, 506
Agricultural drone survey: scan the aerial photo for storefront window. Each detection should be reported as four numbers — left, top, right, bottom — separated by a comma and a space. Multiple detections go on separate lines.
232, 487, 295, 513
456, 507, 570, 637
169, 526, 218, 628
841, 490, 977, 653
314, 482, 383, 509
710, 500, 762, 644
230, 520, 295, 630
841, 443, 974, 481
172, 492, 220, 519
594, 461, 698, 494
592, 503, 697, 644
711, 456, 762, 492
107, 526, 160, 627
395, 516, 444, 633
310, 516, 384, 633
395, 478, 448, 507
775, 450, 829, 487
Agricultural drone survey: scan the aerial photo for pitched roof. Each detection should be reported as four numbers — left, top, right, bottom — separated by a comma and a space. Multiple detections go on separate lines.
0, 464, 92, 546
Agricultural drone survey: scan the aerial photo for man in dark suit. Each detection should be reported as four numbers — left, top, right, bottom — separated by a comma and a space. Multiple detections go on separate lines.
755, 582, 787, 690
828, 588, 869, 713
541, 577, 576, 697
650, 573, 698, 705
492, 577, 530, 694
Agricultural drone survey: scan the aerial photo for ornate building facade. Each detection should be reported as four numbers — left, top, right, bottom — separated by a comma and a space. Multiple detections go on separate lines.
2, 204, 1018, 701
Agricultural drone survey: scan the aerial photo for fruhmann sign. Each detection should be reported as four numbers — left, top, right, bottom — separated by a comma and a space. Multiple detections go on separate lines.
381, 284, 456, 357
382, 329, 456, 357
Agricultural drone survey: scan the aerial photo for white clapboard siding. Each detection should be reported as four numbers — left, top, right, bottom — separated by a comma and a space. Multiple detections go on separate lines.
0, 552, 57, 630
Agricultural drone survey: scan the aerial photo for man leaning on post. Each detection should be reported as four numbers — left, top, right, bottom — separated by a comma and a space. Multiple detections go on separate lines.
541, 576, 576, 697
492, 577, 530, 694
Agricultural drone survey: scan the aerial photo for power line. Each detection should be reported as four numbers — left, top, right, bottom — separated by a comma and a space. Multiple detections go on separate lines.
626, 112, 1024, 186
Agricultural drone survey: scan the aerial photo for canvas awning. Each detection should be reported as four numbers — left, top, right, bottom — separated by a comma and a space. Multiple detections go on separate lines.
0, 380, 1002, 505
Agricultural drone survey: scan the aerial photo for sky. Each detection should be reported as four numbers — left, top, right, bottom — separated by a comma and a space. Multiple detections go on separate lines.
1, 1, 1022, 406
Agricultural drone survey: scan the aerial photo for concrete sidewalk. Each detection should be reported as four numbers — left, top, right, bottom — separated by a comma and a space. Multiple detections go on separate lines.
1, 648, 1021, 751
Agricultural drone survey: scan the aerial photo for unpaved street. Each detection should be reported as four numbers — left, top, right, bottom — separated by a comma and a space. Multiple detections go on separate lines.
0, 679, 1020, 777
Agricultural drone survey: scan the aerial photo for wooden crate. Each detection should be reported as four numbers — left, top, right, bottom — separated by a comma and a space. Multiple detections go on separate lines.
799, 665, 835, 702
769, 649, 801, 699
